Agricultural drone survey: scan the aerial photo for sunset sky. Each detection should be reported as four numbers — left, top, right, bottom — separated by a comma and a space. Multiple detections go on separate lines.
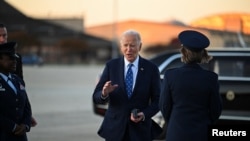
6, 0, 250, 27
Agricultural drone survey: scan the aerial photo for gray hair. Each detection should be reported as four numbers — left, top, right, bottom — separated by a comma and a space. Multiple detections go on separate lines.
120, 29, 141, 44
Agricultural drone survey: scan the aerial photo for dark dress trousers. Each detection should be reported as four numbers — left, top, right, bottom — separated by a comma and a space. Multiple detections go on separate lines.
93, 56, 161, 141
159, 63, 222, 141
0, 74, 32, 141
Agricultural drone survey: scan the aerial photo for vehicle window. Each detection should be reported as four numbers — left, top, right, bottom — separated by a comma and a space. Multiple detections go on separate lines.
161, 58, 184, 74
159, 52, 250, 78
211, 56, 250, 77
150, 54, 171, 67
161, 58, 213, 75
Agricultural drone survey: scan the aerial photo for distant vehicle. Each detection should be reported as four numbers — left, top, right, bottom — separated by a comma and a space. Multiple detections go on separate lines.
93, 48, 250, 139
22, 54, 43, 66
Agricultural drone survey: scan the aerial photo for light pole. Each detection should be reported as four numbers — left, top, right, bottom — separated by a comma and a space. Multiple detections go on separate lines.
111, 0, 118, 58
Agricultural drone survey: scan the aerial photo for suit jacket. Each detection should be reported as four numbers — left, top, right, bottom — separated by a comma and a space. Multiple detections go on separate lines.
0, 74, 31, 141
93, 56, 161, 141
159, 63, 222, 141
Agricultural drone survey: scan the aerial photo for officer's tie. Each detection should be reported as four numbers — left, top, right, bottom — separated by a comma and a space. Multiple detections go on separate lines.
125, 64, 133, 98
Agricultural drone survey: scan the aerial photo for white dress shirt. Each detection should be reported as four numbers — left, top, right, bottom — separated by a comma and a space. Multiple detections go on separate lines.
124, 56, 139, 90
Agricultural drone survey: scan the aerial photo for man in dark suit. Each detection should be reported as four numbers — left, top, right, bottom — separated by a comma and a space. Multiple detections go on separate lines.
0, 23, 37, 127
93, 29, 161, 141
159, 30, 222, 141
0, 42, 32, 141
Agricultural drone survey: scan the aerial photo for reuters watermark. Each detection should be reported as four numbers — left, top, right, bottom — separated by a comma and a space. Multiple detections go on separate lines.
208, 125, 250, 140
212, 129, 246, 136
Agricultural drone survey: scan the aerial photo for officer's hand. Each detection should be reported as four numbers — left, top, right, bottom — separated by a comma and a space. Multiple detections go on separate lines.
102, 81, 118, 97
14, 124, 26, 135
31, 116, 38, 127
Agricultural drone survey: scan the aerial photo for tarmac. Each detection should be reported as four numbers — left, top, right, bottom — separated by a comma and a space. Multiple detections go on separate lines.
23, 65, 163, 141
23, 65, 104, 141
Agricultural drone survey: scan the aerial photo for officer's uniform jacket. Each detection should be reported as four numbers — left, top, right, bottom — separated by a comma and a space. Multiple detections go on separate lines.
159, 63, 222, 141
0, 74, 31, 141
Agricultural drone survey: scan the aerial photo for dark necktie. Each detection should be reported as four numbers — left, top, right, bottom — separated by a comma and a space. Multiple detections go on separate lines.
125, 64, 133, 98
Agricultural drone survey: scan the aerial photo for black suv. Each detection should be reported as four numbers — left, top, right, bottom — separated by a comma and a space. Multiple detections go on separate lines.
93, 48, 250, 139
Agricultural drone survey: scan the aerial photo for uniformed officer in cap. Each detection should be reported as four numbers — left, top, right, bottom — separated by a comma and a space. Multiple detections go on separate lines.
0, 23, 37, 128
159, 30, 222, 141
0, 42, 32, 141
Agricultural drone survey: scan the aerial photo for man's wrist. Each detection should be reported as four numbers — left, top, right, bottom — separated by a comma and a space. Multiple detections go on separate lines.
12, 124, 17, 132
141, 113, 145, 121
25, 125, 30, 131
101, 93, 109, 99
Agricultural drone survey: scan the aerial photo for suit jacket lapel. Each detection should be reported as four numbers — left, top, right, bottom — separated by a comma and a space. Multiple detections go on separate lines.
11, 75, 21, 93
118, 58, 128, 99
132, 57, 145, 97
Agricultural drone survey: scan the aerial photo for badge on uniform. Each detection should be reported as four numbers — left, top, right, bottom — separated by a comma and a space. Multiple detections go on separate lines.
20, 84, 25, 90
0, 83, 6, 91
